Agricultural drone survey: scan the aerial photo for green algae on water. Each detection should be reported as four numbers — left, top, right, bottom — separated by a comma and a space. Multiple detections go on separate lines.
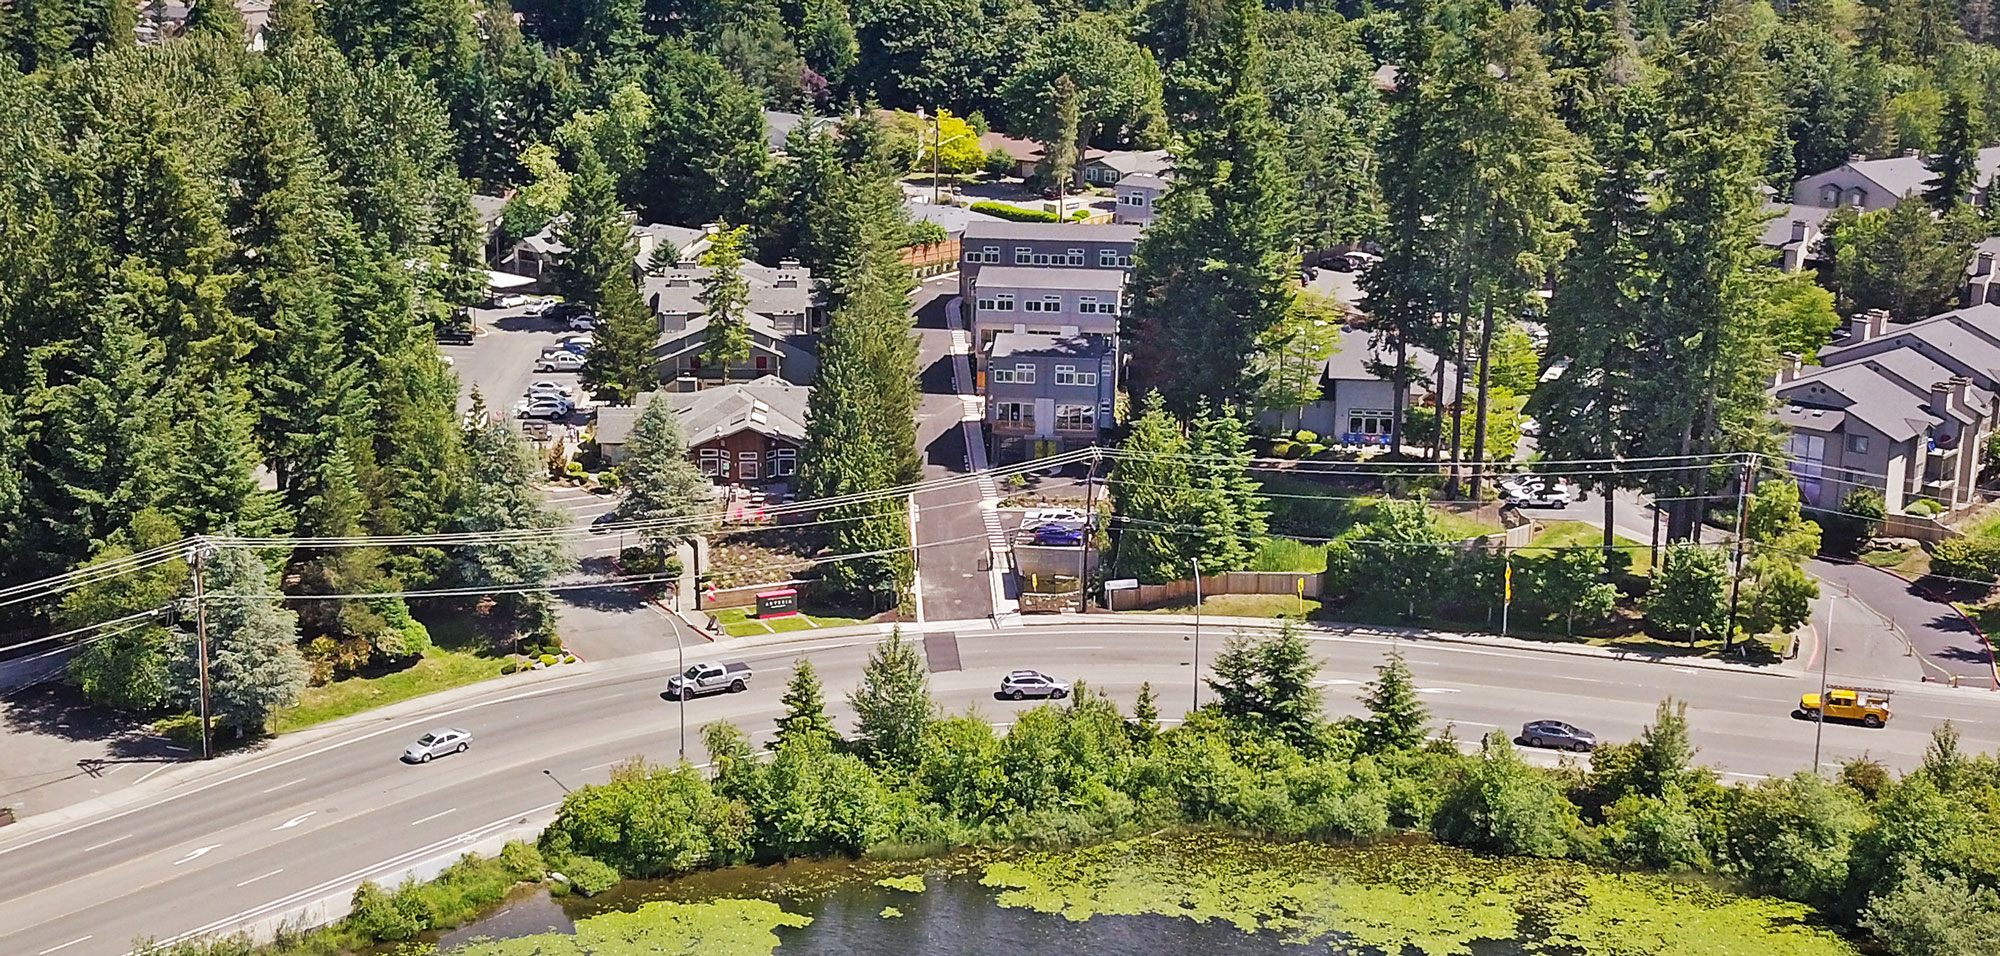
978, 833, 1859, 956
879, 905, 904, 918
443, 897, 810, 956
874, 874, 926, 893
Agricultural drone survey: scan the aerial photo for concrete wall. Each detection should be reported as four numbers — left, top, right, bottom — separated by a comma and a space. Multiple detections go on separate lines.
1107, 571, 1325, 611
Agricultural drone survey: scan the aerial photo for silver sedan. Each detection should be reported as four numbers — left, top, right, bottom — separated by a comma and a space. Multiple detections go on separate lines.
403, 728, 473, 763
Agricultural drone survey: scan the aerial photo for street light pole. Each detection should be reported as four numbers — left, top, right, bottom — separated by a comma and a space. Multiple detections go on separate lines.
932, 107, 943, 206
1191, 556, 1203, 710
1813, 583, 1834, 775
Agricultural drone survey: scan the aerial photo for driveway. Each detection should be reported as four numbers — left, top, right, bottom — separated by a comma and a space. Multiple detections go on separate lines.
446, 301, 592, 430
1809, 559, 1997, 686
910, 275, 998, 623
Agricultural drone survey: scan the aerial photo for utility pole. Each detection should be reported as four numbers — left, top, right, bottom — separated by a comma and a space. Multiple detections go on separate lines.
1724, 456, 1755, 651
1078, 449, 1100, 613
1191, 556, 1202, 710
189, 542, 213, 760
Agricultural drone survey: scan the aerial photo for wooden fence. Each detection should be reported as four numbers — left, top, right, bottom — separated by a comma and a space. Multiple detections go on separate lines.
1107, 571, 1323, 611
900, 239, 961, 278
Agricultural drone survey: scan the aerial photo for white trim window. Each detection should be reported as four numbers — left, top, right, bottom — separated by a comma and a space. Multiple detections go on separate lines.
1098, 249, 1131, 268
1349, 410, 1394, 436
982, 246, 1000, 263
1053, 365, 1098, 387
698, 447, 726, 476
1012, 363, 1036, 384
976, 293, 1014, 312
990, 367, 1016, 384
1078, 296, 1117, 315
768, 447, 797, 477
1056, 404, 1096, 431
1067, 248, 1084, 265
1015, 246, 1033, 264
993, 401, 1032, 427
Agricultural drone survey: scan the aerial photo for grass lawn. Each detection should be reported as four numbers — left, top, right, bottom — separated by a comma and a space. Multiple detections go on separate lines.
1860, 544, 1931, 578
1521, 520, 1654, 576
713, 606, 864, 637
1143, 593, 1323, 620
271, 647, 506, 735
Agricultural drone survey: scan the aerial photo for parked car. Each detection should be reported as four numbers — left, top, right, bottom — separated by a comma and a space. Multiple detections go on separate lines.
1332, 251, 1382, 272
488, 293, 528, 309
566, 313, 598, 332
999, 669, 1071, 700
403, 727, 472, 762
522, 297, 555, 315
547, 301, 592, 320
1030, 523, 1085, 546
665, 661, 753, 700
516, 398, 571, 420
1019, 508, 1088, 529
536, 350, 587, 372
589, 511, 622, 534
1520, 720, 1596, 752
1040, 183, 1084, 200
521, 420, 551, 441
436, 325, 474, 345
1505, 480, 1573, 509
525, 381, 574, 401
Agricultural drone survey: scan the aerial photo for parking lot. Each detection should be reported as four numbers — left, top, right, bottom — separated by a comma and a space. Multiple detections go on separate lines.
442, 298, 594, 428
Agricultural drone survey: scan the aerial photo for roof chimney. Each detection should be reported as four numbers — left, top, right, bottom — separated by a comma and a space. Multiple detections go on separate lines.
1778, 351, 1803, 386
1979, 252, 1995, 277
1932, 381, 1954, 419
1952, 375, 1974, 417
1791, 219, 1810, 243
1850, 309, 1890, 343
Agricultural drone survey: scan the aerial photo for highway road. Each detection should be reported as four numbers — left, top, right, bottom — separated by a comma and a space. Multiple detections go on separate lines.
4, 622, 1999, 956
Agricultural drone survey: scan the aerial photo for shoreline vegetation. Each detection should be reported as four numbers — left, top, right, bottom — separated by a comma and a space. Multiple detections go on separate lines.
137, 629, 2000, 956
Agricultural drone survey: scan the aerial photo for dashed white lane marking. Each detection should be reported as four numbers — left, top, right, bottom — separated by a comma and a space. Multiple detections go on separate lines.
83, 834, 132, 852
38, 936, 91, 954
409, 808, 458, 827
235, 869, 283, 887
262, 778, 306, 794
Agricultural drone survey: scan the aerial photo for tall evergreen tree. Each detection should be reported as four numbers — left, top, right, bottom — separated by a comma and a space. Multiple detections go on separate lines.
455, 418, 574, 637
1128, 0, 1296, 414
184, 0, 246, 40
847, 629, 935, 771
177, 547, 309, 736
636, 41, 771, 227
773, 658, 840, 750
613, 395, 715, 552
1036, 72, 1082, 197
1635, 0, 1787, 540
582, 266, 660, 403
1187, 402, 1269, 572
551, 142, 633, 310
1108, 392, 1198, 584
1825, 196, 1982, 322
1360, 652, 1430, 753
698, 225, 754, 381
1925, 88, 1981, 211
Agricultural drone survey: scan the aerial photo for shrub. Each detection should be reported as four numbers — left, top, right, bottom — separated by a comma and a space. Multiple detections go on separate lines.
1294, 429, 1318, 444
984, 147, 1016, 177
1930, 537, 2000, 582
620, 546, 664, 574
539, 653, 559, 666
344, 881, 421, 942
500, 661, 519, 675
1069, 209, 1092, 221
155, 713, 204, 749
1905, 497, 1942, 516
969, 200, 1060, 223
539, 759, 751, 877
371, 597, 432, 658
553, 853, 620, 895
1433, 733, 1579, 858
597, 469, 620, 492
565, 461, 585, 478
498, 840, 546, 881
1819, 488, 1885, 555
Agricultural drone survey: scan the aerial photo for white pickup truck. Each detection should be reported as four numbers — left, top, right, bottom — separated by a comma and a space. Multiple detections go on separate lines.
665, 661, 753, 700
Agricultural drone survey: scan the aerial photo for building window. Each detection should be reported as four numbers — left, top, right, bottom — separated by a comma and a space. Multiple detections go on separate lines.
1013, 364, 1036, 384
993, 401, 1032, 427
981, 246, 1000, 263
1818, 184, 1840, 207
1349, 409, 1393, 436
1098, 249, 1131, 268
769, 447, 797, 477
754, 355, 769, 372
1067, 248, 1084, 265
698, 447, 725, 476
1056, 404, 1096, 431
1847, 187, 1867, 207
1078, 296, 1117, 315
977, 296, 995, 311
1023, 298, 1045, 313
1848, 433, 1869, 454
977, 293, 1014, 312
1015, 246, 1032, 264
990, 367, 1015, 384
1053, 365, 1098, 387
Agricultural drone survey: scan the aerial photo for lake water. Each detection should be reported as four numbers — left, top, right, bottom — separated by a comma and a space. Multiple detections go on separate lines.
426, 835, 1856, 956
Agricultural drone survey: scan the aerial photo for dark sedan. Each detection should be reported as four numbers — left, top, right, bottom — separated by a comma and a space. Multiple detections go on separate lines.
1520, 720, 1598, 752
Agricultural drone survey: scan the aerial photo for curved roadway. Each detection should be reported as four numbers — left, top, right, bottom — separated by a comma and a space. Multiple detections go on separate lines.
4, 622, 1998, 956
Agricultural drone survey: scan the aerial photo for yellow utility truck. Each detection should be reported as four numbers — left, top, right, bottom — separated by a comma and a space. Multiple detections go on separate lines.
1798, 686, 1891, 727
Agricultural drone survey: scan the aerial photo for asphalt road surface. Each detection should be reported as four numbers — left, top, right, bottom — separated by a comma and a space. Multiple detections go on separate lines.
6, 622, 1998, 956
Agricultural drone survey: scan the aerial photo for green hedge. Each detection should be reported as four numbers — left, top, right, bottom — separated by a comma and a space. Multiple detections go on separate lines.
970, 201, 1061, 222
